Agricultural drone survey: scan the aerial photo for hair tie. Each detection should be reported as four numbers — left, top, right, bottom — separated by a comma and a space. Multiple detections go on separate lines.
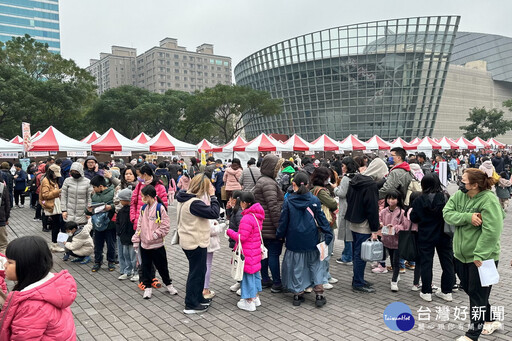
300, 182, 305, 185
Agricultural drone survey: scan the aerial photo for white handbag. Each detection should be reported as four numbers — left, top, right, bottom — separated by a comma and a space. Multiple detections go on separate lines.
231, 235, 245, 281
252, 213, 268, 260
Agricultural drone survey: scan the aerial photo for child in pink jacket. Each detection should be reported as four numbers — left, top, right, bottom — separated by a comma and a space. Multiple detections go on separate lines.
226, 191, 265, 312
132, 185, 177, 300
379, 190, 408, 292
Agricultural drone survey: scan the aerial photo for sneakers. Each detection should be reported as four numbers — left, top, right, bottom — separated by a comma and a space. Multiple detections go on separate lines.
230, 282, 240, 292
411, 284, 421, 291
151, 278, 162, 289
200, 298, 212, 306
372, 264, 388, 274
352, 285, 375, 293
71, 257, 84, 263
453, 283, 460, 292
315, 295, 326, 307
405, 261, 415, 270
130, 274, 139, 282
419, 292, 432, 302
270, 284, 283, 293
118, 274, 129, 280
92, 263, 101, 272
293, 295, 305, 306
236, 288, 241, 296
261, 279, 273, 289
399, 268, 406, 274
19, 204, 24, 208
80, 256, 91, 265
335, 258, 353, 265
328, 277, 338, 284
435, 290, 453, 302
390, 281, 399, 292
62, 254, 70, 261
323, 283, 333, 290
183, 305, 209, 314
167, 284, 178, 295
254, 296, 261, 307
108, 262, 115, 272
304, 287, 313, 293
203, 289, 215, 299
143, 288, 152, 299
237, 299, 256, 312
386, 266, 393, 271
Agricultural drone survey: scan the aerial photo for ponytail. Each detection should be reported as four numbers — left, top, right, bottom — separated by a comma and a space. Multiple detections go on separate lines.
293, 171, 310, 195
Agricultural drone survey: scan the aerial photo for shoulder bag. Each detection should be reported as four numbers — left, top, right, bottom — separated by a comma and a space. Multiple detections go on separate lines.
251, 213, 268, 259
398, 215, 417, 260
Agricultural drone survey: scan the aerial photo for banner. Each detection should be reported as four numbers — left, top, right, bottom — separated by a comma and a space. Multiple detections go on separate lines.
200, 150, 206, 165
0, 152, 19, 159
67, 151, 88, 157
22, 122, 32, 152
27, 152, 48, 157
113, 151, 132, 157
180, 151, 195, 157
156, 152, 176, 157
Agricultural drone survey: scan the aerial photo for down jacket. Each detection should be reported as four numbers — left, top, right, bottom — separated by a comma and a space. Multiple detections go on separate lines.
253, 154, 284, 239
379, 207, 409, 249
226, 203, 265, 274
0, 270, 77, 341
61, 162, 91, 224
239, 166, 261, 191
64, 222, 94, 256
132, 201, 170, 249
223, 167, 243, 191
130, 178, 168, 224
0, 254, 8, 294
39, 177, 60, 212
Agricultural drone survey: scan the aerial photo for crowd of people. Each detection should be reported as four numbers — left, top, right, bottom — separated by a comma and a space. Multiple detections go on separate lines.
0, 148, 509, 340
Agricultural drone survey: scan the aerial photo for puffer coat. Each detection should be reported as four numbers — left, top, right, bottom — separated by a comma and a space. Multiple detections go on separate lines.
61, 162, 91, 224
226, 203, 265, 274
253, 154, 284, 239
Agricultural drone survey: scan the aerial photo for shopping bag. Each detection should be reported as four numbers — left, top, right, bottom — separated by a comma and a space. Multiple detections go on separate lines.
231, 235, 245, 281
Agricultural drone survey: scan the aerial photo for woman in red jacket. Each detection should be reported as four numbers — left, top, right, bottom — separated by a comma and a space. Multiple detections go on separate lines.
0, 236, 77, 340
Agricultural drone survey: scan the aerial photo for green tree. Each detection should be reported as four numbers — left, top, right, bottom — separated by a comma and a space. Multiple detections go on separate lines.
460, 104, 512, 140
184, 84, 282, 144
0, 35, 97, 139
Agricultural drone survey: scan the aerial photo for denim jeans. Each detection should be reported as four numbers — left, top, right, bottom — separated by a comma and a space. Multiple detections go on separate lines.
323, 239, 334, 282
341, 241, 353, 262
352, 231, 371, 287
118, 239, 136, 275
93, 228, 116, 264
261, 239, 283, 285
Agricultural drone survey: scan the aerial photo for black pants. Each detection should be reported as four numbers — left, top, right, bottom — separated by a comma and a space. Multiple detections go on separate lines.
48, 214, 62, 243
387, 248, 400, 282
65, 249, 82, 258
183, 247, 207, 308
140, 246, 171, 288
418, 235, 455, 294
413, 254, 422, 286
455, 259, 498, 341
14, 189, 25, 206
30, 191, 38, 208
35, 202, 42, 219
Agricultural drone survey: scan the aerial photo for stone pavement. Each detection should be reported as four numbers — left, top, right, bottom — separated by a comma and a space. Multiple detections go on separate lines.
6, 200, 512, 341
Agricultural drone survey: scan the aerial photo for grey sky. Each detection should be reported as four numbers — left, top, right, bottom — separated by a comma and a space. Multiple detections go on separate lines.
60, 0, 512, 73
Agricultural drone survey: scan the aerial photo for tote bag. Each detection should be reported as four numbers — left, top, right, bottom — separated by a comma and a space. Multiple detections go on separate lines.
398, 220, 418, 260
251, 213, 268, 260
231, 235, 245, 281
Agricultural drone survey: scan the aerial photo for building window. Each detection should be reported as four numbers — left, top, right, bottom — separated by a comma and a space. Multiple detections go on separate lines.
175, 62, 179, 66
210, 59, 214, 64
174, 54, 179, 59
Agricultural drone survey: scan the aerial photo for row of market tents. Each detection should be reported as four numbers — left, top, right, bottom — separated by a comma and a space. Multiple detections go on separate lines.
0, 126, 508, 154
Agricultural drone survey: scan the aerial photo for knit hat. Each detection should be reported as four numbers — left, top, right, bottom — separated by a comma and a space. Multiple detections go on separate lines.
118, 188, 132, 201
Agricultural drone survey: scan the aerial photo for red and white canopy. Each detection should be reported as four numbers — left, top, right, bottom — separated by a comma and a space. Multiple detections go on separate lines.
310, 134, 342, 151
91, 128, 149, 152
212, 136, 247, 153
9, 136, 23, 145
281, 134, 314, 151
81, 131, 100, 144
414, 137, 442, 151
31, 131, 41, 140
234, 133, 286, 152
30, 126, 91, 152
0, 138, 23, 152
410, 137, 421, 145
365, 135, 391, 150
487, 138, 506, 149
145, 130, 196, 152
453, 137, 476, 150
339, 134, 368, 151
471, 137, 491, 149
197, 139, 219, 153
389, 137, 417, 150
437, 137, 459, 150
132, 132, 151, 144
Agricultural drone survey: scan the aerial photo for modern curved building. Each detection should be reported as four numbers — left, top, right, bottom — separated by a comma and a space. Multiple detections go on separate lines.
235, 16, 512, 143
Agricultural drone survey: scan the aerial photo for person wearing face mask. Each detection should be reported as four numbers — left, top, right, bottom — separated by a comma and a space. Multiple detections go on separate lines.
444, 169, 504, 341
39, 164, 64, 252
61, 162, 91, 231
130, 165, 168, 226
62, 221, 93, 263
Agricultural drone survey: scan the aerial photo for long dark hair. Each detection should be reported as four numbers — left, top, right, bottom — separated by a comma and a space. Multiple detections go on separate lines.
292, 171, 309, 195
239, 191, 255, 208
310, 167, 331, 187
141, 185, 165, 207
6, 236, 53, 291
140, 165, 162, 187
231, 190, 243, 215
421, 172, 444, 194
342, 157, 359, 175
121, 166, 137, 189
384, 189, 404, 212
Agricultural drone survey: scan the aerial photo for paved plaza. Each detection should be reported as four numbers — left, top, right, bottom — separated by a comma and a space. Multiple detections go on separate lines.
6, 200, 512, 341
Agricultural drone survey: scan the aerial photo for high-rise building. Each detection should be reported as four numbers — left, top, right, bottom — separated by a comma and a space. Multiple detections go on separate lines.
234, 16, 512, 143
87, 38, 232, 95
0, 0, 60, 53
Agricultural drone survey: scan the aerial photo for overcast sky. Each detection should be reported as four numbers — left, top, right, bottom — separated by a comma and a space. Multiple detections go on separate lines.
60, 0, 512, 73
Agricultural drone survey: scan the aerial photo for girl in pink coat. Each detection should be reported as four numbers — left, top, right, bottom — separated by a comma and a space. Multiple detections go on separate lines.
226, 191, 265, 312
0, 236, 77, 340
130, 165, 168, 224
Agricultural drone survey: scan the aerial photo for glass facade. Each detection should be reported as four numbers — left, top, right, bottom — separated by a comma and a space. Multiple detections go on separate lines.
0, 0, 60, 52
234, 16, 460, 141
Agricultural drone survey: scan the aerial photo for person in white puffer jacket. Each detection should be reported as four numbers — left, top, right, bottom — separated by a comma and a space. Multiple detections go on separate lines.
61, 162, 91, 225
